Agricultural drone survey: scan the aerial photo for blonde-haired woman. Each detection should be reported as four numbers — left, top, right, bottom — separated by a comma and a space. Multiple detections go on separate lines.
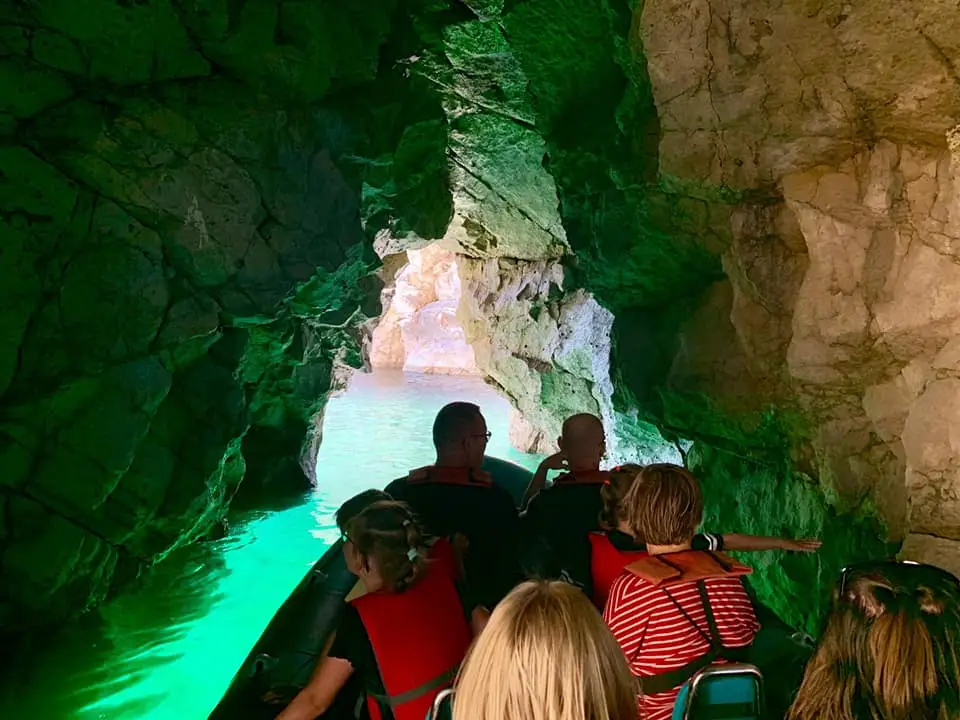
788, 560, 960, 720
453, 580, 638, 720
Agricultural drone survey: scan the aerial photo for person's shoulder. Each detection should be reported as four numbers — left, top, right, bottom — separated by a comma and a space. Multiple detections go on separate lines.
385, 466, 433, 495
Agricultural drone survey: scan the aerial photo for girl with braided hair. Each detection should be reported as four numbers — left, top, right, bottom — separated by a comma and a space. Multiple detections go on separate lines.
277, 498, 483, 720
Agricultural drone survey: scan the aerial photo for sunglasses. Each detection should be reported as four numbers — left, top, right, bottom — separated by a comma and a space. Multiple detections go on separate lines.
837, 559, 960, 597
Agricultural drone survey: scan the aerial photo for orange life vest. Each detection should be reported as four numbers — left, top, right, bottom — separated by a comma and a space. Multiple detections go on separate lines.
553, 469, 609, 485
587, 532, 650, 609
624, 550, 754, 694
406, 465, 493, 488
350, 539, 472, 720
625, 549, 752, 586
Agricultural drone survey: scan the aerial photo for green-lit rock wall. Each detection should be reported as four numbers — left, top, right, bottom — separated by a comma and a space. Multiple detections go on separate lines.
0, 0, 401, 636
4, 0, 960, 641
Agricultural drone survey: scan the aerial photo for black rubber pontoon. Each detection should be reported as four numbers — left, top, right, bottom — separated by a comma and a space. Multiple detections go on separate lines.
209, 456, 535, 720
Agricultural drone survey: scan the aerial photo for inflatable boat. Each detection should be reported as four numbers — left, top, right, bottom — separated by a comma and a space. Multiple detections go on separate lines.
208, 456, 535, 720
209, 456, 810, 719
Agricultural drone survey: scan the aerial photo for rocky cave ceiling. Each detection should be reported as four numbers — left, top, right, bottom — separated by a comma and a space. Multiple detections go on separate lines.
2, 0, 960, 640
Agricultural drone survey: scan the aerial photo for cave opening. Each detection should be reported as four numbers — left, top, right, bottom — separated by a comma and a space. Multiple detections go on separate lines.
369, 242, 480, 377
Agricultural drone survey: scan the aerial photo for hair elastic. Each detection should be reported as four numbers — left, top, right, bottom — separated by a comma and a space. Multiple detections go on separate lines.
407, 547, 419, 562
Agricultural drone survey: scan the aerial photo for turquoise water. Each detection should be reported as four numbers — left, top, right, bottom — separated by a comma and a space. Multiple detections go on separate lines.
2, 370, 541, 719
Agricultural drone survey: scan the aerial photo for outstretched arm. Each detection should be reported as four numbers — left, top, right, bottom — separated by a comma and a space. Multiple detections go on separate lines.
520, 452, 567, 511
275, 657, 353, 720
721, 534, 822, 552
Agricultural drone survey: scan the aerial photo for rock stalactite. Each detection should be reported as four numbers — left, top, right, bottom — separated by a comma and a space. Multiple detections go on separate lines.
2, 0, 960, 639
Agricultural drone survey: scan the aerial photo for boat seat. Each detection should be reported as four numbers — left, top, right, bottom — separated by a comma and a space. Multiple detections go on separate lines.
671, 663, 764, 720
425, 687, 454, 720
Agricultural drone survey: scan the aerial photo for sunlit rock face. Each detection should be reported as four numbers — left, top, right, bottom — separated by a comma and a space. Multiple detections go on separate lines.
370, 245, 480, 375
634, 0, 960, 598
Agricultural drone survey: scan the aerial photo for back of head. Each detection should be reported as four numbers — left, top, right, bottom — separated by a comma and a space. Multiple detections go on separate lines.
560, 414, 606, 468
788, 561, 960, 720
336, 489, 391, 533
621, 463, 703, 545
344, 500, 431, 592
453, 580, 638, 720
433, 402, 482, 451
598, 464, 644, 530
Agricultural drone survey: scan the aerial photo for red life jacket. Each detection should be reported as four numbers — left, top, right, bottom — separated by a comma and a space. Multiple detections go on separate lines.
350, 538, 472, 720
587, 532, 650, 609
553, 469, 609, 485
406, 465, 493, 488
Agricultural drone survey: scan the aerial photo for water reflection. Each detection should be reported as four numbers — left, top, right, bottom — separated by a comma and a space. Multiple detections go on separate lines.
2, 370, 540, 719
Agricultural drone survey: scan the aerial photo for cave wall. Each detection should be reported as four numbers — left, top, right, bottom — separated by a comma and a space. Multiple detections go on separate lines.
0, 0, 402, 636
636, 0, 960, 585
4, 0, 960, 639
377, 0, 960, 631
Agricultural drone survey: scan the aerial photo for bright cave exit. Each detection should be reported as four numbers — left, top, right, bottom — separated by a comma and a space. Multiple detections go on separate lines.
0, 251, 543, 720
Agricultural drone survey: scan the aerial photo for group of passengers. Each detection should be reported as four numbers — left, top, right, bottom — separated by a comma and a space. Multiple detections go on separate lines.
274, 403, 960, 720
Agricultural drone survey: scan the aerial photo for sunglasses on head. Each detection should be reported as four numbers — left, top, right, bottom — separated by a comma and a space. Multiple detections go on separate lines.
837, 559, 960, 597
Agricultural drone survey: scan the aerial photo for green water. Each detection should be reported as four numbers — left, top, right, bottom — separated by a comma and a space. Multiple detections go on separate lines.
2, 370, 542, 719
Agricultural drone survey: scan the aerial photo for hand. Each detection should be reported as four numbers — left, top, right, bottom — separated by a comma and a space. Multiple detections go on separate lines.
539, 452, 569, 471
779, 538, 822, 552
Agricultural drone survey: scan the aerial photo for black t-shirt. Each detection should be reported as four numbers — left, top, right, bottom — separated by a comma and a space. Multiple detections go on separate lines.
518, 482, 606, 580
384, 475, 522, 608
329, 604, 386, 711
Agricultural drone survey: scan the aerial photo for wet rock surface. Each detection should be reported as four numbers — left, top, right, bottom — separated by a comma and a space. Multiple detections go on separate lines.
3, 0, 960, 637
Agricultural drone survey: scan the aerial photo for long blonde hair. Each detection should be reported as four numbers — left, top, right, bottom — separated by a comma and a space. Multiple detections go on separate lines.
788, 561, 960, 720
453, 580, 638, 720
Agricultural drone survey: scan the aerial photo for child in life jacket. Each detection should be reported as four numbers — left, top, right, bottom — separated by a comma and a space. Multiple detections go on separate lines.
602, 464, 761, 720
276, 499, 484, 720
585, 464, 821, 609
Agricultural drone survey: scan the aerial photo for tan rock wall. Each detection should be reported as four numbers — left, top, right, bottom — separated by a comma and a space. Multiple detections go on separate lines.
641, 0, 960, 573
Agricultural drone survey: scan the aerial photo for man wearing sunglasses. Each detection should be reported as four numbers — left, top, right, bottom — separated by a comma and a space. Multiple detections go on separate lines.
385, 402, 522, 609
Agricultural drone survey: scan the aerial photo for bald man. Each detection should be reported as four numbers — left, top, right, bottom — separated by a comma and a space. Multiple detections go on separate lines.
520, 413, 607, 510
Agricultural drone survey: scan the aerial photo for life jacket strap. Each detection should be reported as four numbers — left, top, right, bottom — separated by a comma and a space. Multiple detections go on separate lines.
636, 579, 751, 695
368, 663, 460, 710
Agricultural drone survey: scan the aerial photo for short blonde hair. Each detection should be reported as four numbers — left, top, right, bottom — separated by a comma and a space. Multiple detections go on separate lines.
453, 580, 638, 720
622, 463, 702, 545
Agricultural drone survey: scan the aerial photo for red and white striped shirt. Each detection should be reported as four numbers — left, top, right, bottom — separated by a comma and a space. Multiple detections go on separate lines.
602, 572, 760, 720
